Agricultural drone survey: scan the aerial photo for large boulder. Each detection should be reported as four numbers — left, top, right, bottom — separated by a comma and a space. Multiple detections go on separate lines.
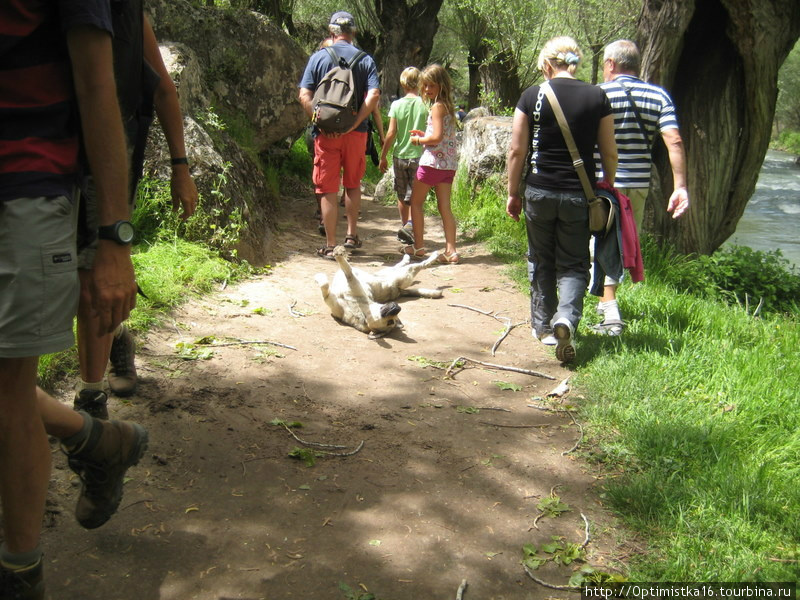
143, 42, 277, 264
460, 116, 513, 184
145, 0, 308, 150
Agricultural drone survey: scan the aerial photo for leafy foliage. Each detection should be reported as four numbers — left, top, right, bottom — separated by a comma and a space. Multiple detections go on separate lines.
641, 236, 800, 316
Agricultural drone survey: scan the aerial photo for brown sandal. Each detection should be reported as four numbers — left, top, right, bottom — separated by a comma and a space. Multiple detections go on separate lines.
316, 246, 335, 260
344, 234, 362, 249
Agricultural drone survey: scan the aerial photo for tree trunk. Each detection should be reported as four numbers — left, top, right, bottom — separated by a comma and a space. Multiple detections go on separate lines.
478, 48, 521, 111
373, 0, 444, 102
467, 41, 489, 110
637, 0, 800, 254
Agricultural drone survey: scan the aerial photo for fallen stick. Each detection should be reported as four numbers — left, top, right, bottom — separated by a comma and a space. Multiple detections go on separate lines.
479, 421, 549, 429
561, 411, 584, 456
522, 564, 580, 592
447, 303, 528, 355
198, 339, 297, 351
456, 579, 468, 600
281, 423, 348, 449
446, 356, 556, 380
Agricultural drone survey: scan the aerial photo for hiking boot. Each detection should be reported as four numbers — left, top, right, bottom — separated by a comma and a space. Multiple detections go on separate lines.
0, 559, 44, 600
66, 418, 149, 530
73, 389, 108, 420
397, 223, 414, 245
108, 324, 137, 397
553, 318, 576, 364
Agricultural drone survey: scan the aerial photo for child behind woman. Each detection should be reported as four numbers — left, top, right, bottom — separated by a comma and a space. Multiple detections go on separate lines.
379, 66, 429, 245
403, 64, 460, 264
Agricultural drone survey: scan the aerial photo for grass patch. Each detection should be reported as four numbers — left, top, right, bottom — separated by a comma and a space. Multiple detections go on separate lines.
449, 176, 800, 582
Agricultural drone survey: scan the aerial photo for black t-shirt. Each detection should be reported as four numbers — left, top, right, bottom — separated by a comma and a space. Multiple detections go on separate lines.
516, 78, 611, 191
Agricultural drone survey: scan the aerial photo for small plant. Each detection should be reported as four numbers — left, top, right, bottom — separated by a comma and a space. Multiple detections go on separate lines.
338, 582, 377, 600
537, 494, 571, 518
196, 105, 227, 131
522, 536, 586, 569
288, 447, 317, 467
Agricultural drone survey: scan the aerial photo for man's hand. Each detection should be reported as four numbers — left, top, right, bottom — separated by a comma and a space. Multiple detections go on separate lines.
171, 168, 198, 220
379, 157, 388, 173
506, 194, 522, 222
667, 186, 689, 219
90, 242, 137, 335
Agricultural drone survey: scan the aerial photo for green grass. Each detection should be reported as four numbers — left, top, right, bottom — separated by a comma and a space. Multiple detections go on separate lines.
450, 175, 800, 582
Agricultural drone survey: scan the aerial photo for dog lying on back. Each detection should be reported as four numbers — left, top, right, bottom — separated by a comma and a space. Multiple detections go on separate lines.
315, 246, 443, 337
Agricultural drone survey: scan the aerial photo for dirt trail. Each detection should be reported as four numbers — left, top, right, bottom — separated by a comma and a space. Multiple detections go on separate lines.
42, 194, 628, 599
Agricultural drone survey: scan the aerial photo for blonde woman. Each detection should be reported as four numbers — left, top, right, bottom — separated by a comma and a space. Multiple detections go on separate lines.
403, 64, 460, 264
506, 36, 617, 363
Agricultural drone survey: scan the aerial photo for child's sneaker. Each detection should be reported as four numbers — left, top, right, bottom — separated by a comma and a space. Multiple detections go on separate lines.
397, 223, 414, 245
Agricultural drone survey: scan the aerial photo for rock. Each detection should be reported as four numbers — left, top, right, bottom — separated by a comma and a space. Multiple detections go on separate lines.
143, 42, 276, 264
460, 116, 513, 184
145, 0, 308, 150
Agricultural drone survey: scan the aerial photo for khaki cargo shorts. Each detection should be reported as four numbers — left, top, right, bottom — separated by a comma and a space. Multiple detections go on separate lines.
0, 195, 79, 358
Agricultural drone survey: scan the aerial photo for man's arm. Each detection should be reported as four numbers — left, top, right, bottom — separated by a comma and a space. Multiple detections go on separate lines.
349, 87, 380, 133
143, 14, 197, 219
379, 117, 398, 173
597, 115, 618, 186
298, 88, 314, 120
67, 25, 137, 334
661, 127, 689, 218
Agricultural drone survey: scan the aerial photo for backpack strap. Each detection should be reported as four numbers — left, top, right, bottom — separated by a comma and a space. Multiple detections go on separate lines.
347, 50, 366, 69
324, 46, 341, 67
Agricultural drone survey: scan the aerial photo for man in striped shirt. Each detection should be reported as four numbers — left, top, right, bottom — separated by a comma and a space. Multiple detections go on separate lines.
594, 39, 690, 335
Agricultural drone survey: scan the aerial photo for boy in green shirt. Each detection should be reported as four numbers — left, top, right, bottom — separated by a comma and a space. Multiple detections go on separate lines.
379, 67, 429, 244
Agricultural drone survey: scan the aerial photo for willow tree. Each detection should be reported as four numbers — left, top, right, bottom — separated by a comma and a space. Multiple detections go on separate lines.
369, 0, 445, 101
639, 0, 800, 254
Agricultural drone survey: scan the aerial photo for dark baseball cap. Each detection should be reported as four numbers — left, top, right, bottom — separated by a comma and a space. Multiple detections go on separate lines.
330, 11, 355, 27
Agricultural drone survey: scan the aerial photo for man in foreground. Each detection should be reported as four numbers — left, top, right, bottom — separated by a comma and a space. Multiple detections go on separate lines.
1, 4, 148, 597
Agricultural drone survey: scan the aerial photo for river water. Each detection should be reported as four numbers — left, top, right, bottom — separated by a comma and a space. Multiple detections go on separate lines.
726, 149, 800, 269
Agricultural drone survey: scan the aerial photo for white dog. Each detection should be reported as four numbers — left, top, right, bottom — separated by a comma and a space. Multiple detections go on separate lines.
315, 246, 443, 337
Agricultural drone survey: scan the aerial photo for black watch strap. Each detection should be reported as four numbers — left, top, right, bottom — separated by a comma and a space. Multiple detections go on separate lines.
97, 220, 134, 245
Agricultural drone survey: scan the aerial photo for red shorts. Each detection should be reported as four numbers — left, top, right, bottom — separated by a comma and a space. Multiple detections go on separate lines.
313, 131, 367, 194
416, 165, 456, 186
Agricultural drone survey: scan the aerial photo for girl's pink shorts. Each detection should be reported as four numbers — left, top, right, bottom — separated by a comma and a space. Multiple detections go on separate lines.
416, 165, 456, 185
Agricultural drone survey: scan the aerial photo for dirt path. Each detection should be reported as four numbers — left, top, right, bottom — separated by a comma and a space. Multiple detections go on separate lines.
43, 195, 628, 599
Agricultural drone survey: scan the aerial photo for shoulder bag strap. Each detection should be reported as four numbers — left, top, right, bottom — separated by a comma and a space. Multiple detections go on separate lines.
540, 82, 595, 201
617, 79, 652, 147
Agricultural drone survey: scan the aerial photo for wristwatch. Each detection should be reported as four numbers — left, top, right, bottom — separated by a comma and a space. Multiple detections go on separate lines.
97, 220, 135, 245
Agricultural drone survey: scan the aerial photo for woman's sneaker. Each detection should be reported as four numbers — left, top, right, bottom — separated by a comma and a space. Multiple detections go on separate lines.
553, 318, 576, 364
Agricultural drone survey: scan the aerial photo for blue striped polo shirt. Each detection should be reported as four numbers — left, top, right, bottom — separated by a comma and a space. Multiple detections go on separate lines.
597, 75, 679, 188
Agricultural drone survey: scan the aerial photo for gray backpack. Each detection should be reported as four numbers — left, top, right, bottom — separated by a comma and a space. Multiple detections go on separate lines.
312, 47, 366, 133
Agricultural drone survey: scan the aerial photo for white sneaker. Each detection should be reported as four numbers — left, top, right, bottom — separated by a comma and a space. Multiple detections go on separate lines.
540, 333, 557, 346
553, 318, 576, 363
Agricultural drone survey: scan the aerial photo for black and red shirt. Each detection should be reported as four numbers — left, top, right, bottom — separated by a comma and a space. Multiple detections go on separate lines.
0, 0, 112, 201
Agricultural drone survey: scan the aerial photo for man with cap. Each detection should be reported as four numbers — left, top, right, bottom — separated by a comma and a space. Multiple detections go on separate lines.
298, 11, 381, 258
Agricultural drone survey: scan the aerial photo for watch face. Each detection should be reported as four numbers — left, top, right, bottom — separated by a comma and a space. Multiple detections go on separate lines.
117, 221, 135, 243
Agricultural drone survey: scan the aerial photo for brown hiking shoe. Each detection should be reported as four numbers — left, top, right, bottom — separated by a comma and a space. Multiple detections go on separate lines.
66, 418, 148, 529
0, 559, 44, 600
73, 389, 109, 420
108, 324, 137, 397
